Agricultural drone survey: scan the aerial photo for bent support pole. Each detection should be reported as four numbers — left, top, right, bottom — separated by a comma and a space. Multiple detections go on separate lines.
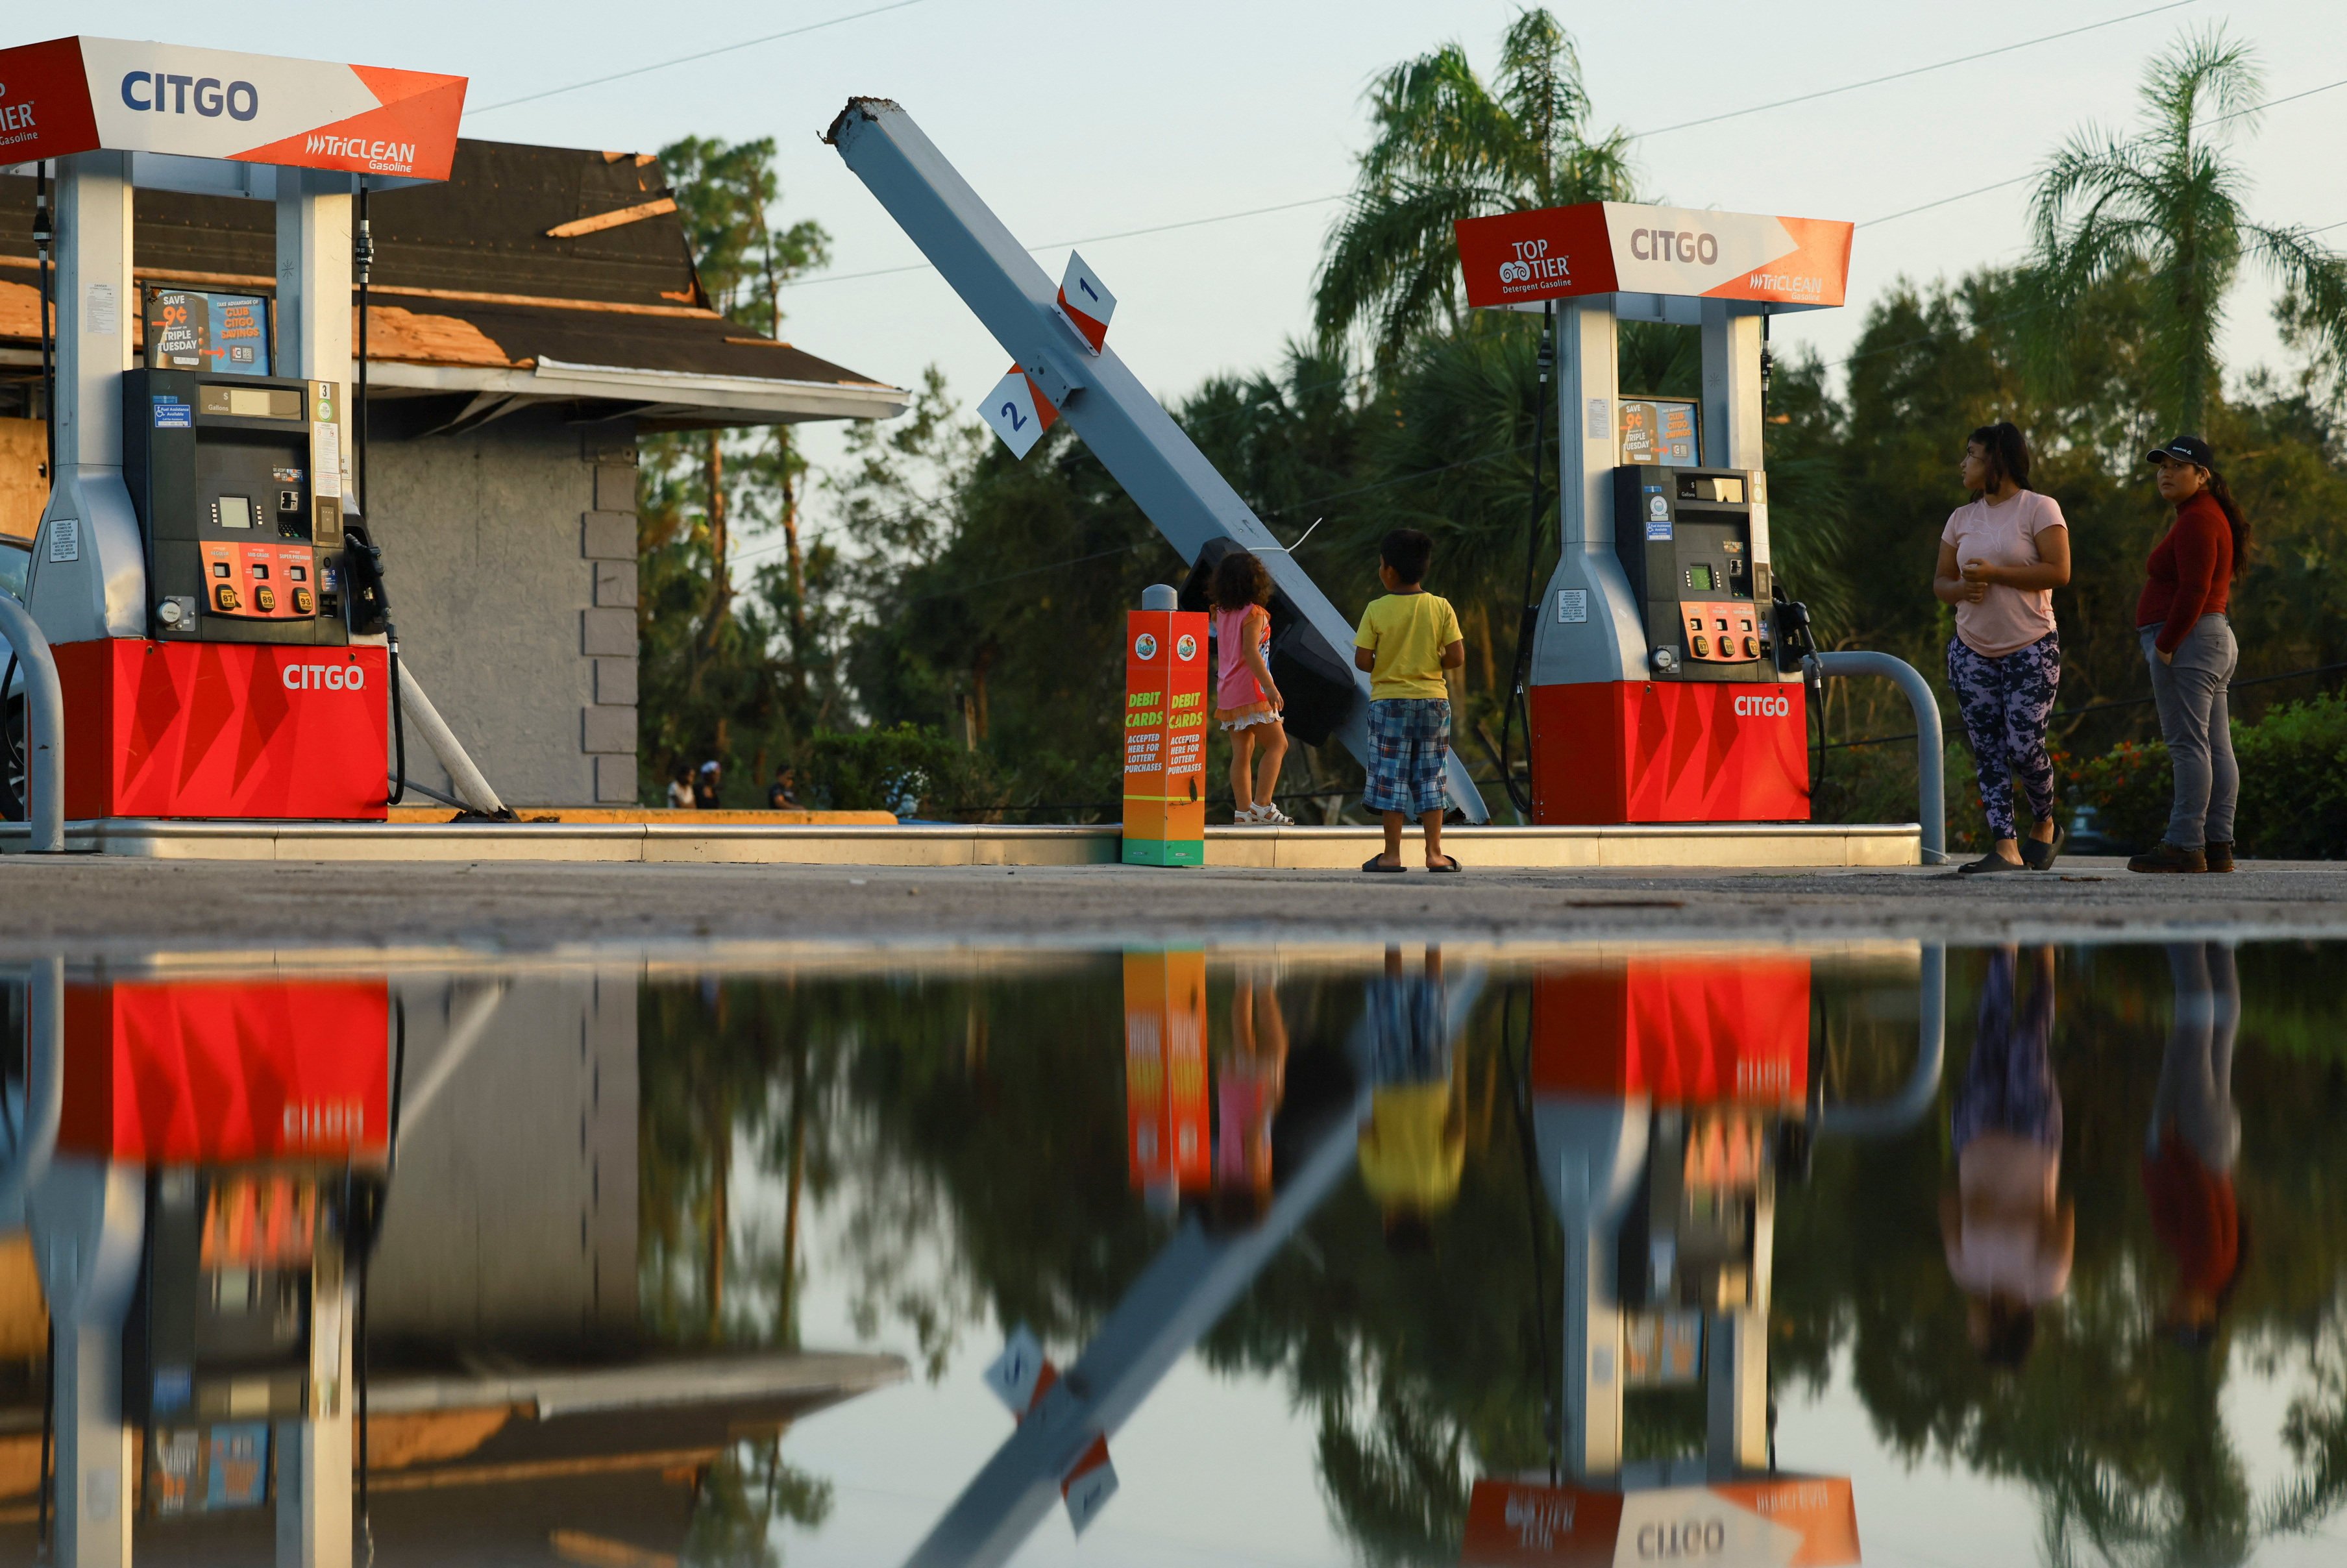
396, 663, 508, 817
0, 591, 66, 853
1808, 650, 1947, 864
825, 97, 1487, 822
903, 974, 1486, 1567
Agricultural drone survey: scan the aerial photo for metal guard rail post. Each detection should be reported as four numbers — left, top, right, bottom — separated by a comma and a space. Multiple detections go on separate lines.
1806, 650, 1947, 866
0, 589, 64, 853
1816, 944, 1945, 1139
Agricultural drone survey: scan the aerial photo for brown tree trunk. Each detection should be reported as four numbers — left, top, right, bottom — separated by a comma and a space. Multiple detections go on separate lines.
706, 1085, 730, 1341
780, 427, 806, 698
972, 644, 992, 742
705, 431, 731, 641
780, 1038, 807, 1351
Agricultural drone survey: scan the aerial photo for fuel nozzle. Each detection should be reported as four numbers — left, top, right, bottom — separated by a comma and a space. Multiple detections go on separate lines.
1771, 585, 1814, 672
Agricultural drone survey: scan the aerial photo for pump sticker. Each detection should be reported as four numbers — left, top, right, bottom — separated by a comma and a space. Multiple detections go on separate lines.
153, 398, 193, 429
310, 420, 340, 498
1556, 589, 1586, 624
1645, 493, 1673, 540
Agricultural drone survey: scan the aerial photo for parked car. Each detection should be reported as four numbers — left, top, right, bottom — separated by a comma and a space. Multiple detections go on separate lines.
2065, 803, 2129, 856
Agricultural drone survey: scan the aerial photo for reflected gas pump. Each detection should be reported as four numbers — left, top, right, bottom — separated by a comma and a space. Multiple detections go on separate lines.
1461, 950, 1939, 1567
12, 966, 390, 1568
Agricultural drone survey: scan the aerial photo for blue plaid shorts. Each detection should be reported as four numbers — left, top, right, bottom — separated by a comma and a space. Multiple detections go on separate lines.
1364, 698, 1450, 815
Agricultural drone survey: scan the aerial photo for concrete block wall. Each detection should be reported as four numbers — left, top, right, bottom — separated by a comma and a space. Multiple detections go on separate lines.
582, 426, 641, 805
371, 409, 640, 805
370, 970, 641, 1347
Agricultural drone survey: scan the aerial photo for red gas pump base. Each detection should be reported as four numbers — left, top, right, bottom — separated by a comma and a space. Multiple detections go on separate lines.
56, 639, 389, 821
1529, 680, 1809, 825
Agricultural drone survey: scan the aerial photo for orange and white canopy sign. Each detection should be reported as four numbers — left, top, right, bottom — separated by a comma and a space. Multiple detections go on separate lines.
1455, 202, 1852, 313
0, 36, 466, 180
1461, 1476, 1860, 1567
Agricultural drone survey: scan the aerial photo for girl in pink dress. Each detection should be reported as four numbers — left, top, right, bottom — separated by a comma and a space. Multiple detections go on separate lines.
1211, 551, 1291, 824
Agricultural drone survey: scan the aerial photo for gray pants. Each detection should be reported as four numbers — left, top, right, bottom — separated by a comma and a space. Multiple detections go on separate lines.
2141, 615, 2239, 849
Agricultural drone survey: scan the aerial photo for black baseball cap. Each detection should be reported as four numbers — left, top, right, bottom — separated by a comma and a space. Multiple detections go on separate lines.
2145, 434, 2214, 467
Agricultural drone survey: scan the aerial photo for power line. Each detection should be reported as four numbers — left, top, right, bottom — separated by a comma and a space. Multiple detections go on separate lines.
777, 193, 1344, 290
465, 0, 936, 116
1860, 73, 2347, 228
780, 11, 2223, 290
1632, 1, 2199, 140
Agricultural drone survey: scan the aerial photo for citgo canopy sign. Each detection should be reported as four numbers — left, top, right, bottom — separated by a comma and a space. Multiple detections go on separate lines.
1455, 201, 1853, 312
0, 36, 466, 180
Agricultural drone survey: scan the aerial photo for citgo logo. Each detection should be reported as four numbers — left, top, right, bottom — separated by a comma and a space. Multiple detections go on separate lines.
1734, 692, 1790, 718
1175, 633, 1198, 661
283, 662, 366, 692
1134, 633, 1158, 661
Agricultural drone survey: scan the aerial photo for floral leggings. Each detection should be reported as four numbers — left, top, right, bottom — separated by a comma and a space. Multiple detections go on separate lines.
1947, 632, 2061, 841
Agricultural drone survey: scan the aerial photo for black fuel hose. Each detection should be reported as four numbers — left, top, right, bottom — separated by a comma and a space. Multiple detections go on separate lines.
2, 653, 21, 814
386, 628, 405, 807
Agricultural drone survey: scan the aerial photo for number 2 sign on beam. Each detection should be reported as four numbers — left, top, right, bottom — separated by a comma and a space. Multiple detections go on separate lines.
977, 365, 1058, 459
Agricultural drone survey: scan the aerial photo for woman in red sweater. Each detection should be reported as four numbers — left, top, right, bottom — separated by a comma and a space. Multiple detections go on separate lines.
2132, 435, 2248, 874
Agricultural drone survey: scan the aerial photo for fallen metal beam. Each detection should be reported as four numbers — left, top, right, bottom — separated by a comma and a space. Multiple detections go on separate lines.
824, 97, 1487, 822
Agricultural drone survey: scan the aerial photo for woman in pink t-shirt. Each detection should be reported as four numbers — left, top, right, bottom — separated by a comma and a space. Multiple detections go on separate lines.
1933, 423, 2073, 874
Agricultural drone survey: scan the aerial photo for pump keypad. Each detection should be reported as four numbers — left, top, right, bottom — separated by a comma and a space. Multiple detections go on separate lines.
200, 541, 318, 622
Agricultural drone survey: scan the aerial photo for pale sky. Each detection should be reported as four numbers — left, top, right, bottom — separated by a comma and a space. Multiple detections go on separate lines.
26, 1, 2347, 550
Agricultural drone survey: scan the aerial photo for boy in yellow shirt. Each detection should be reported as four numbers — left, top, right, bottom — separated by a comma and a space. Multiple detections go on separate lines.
1353, 528, 1465, 872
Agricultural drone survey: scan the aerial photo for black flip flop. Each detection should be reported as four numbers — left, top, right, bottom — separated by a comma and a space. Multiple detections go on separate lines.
1362, 855, 1405, 873
1427, 855, 1462, 873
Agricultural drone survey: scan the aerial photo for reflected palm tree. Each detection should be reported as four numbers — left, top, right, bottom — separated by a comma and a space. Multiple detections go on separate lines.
682, 1433, 836, 1568
1317, 1367, 1471, 1568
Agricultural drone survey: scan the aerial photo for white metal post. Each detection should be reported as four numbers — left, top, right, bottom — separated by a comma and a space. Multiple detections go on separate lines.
1698, 302, 1765, 472
1706, 1176, 1773, 1477
29, 1157, 147, 1568
275, 170, 352, 395
1529, 299, 1645, 688
275, 1264, 354, 1568
26, 151, 146, 644
1564, 1225, 1625, 1479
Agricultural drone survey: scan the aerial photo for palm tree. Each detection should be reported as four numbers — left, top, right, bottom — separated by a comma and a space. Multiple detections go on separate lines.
2027, 26, 2347, 435
1314, 9, 1634, 362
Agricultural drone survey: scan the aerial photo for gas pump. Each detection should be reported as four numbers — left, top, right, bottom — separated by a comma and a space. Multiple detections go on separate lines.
1452, 204, 1854, 823
0, 36, 466, 822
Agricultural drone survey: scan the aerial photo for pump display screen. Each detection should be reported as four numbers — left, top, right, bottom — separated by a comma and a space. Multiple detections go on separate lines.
217, 496, 253, 529
199, 385, 302, 421
1690, 565, 1714, 591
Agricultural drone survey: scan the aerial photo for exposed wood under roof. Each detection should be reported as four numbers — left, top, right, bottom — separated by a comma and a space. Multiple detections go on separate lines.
0, 138, 906, 431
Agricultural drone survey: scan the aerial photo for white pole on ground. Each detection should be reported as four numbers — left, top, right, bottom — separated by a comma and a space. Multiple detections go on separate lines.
396, 663, 508, 816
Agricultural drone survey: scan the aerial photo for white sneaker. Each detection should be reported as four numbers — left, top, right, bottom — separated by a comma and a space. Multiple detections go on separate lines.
1257, 804, 1295, 826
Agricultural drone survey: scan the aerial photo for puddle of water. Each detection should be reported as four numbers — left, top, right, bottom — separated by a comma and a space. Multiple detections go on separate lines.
0, 940, 2342, 1566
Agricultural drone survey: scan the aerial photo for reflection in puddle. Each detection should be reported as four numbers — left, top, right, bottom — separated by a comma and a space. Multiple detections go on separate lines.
0, 942, 2341, 1565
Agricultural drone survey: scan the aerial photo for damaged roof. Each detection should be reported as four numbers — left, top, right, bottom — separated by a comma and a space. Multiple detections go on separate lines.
0, 138, 907, 430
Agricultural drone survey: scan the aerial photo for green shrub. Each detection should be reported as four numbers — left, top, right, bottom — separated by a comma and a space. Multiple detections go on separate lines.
2071, 691, 2347, 858
2069, 737, 2172, 852
800, 724, 1000, 819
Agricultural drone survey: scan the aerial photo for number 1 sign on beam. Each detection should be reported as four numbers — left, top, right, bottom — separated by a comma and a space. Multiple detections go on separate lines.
1056, 252, 1116, 354
977, 365, 1059, 459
